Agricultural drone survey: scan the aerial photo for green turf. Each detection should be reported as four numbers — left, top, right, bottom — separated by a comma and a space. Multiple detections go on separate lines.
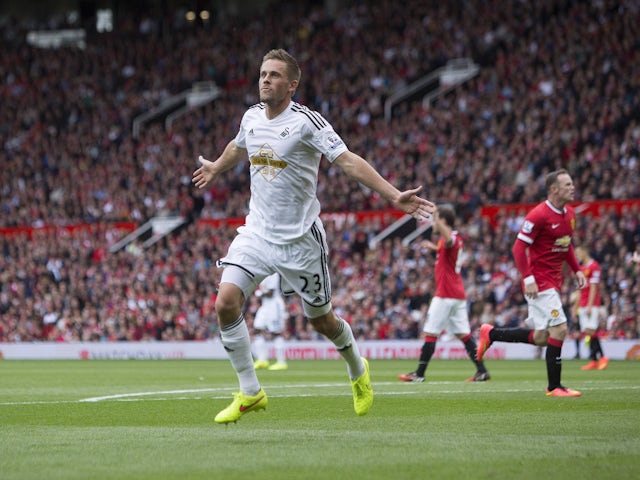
1, 358, 638, 480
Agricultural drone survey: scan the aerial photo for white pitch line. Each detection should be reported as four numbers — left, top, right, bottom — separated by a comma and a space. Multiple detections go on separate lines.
79, 388, 227, 403
1, 382, 638, 406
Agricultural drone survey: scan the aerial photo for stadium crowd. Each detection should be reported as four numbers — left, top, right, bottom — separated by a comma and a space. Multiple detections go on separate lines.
0, 0, 639, 343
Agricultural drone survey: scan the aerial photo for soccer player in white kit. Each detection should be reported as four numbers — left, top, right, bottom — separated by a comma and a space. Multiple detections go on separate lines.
252, 273, 289, 371
193, 49, 435, 423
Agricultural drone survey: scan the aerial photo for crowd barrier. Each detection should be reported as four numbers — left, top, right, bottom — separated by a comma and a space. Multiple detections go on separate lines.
1, 339, 638, 361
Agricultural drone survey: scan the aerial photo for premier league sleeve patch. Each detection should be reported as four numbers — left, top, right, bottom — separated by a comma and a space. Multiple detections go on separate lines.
326, 133, 344, 150
315, 129, 346, 158
522, 220, 534, 234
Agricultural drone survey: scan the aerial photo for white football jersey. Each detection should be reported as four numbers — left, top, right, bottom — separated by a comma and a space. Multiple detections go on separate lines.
234, 101, 348, 243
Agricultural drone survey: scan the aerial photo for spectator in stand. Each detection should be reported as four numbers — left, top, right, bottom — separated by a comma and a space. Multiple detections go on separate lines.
1, 1, 640, 347
2, 1, 640, 229
1, 204, 639, 345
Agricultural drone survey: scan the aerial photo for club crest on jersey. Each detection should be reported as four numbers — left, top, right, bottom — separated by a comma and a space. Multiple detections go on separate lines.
551, 309, 560, 318
250, 143, 287, 182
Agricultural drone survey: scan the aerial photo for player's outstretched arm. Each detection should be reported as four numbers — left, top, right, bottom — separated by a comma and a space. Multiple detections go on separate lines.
334, 151, 435, 221
192, 140, 247, 189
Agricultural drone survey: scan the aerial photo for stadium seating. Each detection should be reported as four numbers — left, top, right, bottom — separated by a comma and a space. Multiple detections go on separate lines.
0, 0, 638, 342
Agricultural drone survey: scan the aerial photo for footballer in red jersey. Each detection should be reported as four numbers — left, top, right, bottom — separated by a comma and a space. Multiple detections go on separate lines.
514, 200, 578, 292
398, 205, 490, 384
477, 169, 586, 397
575, 246, 608, 370
433, 229, 466, 299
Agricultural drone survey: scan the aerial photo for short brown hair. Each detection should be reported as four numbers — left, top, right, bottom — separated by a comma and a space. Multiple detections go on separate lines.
545, 168, 570, 191
437, 204, 456, 227
262, 49, 301, 83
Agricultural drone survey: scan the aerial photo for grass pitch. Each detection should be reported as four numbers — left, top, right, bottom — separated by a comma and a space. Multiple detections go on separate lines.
1, 358, 639, 480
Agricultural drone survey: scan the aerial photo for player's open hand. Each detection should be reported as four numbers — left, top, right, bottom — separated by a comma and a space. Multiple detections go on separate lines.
192, 155, 216, 189
394, 186, 436, 221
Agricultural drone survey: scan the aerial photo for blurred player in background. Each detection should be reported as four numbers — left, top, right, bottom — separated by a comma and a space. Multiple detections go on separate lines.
398, 205, 490, 383
193, 48, 435, 423
252, 273, 289, 371
574, 246, 608, 370
477, 169, 586, 397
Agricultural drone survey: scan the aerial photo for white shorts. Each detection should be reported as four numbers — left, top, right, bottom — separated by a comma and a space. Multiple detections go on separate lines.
524, 289, 567, 330
422, 297, 470, 336
218, 219, 332, 318
578, 306, 603, 332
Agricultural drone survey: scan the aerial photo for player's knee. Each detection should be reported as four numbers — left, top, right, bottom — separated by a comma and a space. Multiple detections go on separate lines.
215, 287, 245, 323
533, 330, 550, 346
549, 323, 568, 341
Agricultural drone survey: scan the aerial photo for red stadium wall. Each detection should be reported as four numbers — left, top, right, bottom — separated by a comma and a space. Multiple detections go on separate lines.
480, 198, 640, 226
0, 200, 637, 237
0, 222, 137, 238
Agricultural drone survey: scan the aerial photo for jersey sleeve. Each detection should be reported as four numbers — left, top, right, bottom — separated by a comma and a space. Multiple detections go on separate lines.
565, 244, 581, 273
233, 110, 250, 149
513, 209, 539, 279
512, 237, 532, 279
294, 103, 348, 161
516, 215, 537, 245
590, 263, 602, 284
311, 126, 348, 162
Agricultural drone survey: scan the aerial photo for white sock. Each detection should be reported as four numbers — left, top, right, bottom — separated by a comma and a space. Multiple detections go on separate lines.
253, 334, 268, 362
220, 315, 261, 396
330, 318, 364, 379
273, 335, 286, 364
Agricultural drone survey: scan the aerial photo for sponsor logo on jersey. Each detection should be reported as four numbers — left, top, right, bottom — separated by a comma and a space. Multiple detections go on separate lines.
551, 235, 572, 252
250, 143, 287, 182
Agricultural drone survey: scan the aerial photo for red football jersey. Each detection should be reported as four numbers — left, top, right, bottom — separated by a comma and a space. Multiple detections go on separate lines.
579, 258, 602, 307
514, 200, 577, 292
434, 231, 466, 299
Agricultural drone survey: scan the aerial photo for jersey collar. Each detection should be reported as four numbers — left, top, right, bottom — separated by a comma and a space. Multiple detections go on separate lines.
545, 199, 565, 214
